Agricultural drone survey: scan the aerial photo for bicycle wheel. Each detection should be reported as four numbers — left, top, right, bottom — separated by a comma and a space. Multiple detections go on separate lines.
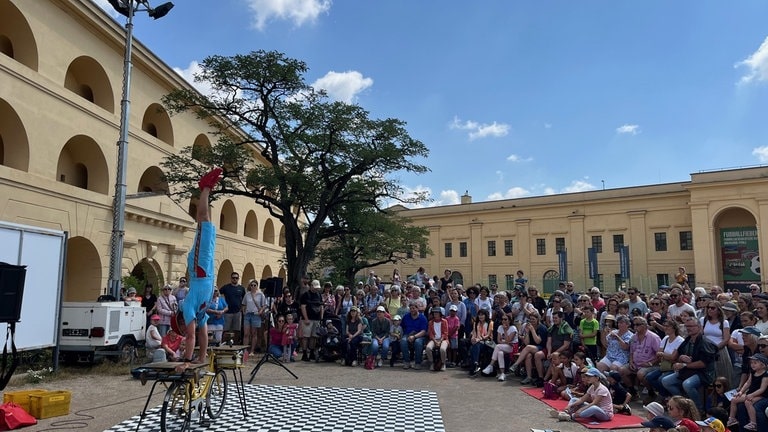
161, 381, 190, 432
206, 370, 228, 418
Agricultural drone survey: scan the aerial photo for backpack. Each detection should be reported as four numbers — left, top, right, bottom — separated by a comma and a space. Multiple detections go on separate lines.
364, 354, 375, 370
543, 381, 560, 400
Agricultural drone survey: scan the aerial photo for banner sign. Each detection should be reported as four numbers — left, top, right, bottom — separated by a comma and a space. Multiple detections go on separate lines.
721, 227, 760, 291
619, 245, 630, 279
588, 247, 598, 280
558, 250, 568, 282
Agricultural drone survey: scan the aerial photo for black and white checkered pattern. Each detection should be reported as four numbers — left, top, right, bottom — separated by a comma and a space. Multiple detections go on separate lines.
105, 384, 445, 432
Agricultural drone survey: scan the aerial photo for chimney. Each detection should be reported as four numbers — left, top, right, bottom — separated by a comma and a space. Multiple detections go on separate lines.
461, 190, 472, 205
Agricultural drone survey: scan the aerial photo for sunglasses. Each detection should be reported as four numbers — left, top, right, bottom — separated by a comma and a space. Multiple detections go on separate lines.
179, 280, 187, 283
651, 302, 660, 305
670, 294, 679, 297
163, 288, 171, 291
715, 384, 724, 388
231, 276, 240, 279
759, 344, 768, 348
707, 306, 718, 310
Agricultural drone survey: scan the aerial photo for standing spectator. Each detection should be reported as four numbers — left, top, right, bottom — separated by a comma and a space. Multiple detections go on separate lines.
564, 281, 579, 304
322, 283, 337, 318
172, 277, 188, 307
628, 287, 649, 316
446, 304, 461, 367
579, 306, 600, 363
528, 286, 548, 318
141, 284, 158, 327
474, 286, 493, 314
300, 279, 324, 361
590, 287, 606, 311
439, 269, 453, 293
446, 288, 466, 338
463, 286, 479, 333
282, 314, 298, 362
392, 268, 401, 284
220, 272, 246, 343
369, 306, 391, 367
511, 290, 537, 334
242, 280, 266, 354
400, 301, 428, 369
668, 286, 697, 324
662, 318, 718, 411
515, 270, 528, 289
675, 267, 689, 288
364, 286, 383, 320
206, 289, 228, 344
155, 284, 177, 336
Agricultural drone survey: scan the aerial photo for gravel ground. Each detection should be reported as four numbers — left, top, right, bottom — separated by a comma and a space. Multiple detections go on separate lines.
3, 358, 641, 432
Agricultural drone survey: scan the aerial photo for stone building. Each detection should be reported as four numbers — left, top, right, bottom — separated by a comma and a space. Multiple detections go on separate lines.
0, 0, 285, 301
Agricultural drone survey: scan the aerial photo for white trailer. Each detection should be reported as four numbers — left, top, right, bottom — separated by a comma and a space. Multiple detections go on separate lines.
59, 301, 146, 363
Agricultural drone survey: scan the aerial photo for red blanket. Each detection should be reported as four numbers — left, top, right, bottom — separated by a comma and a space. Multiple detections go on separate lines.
521, 387, 646, 429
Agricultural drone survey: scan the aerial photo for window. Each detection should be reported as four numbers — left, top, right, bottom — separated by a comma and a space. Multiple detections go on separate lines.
613, 234, 624, 253
556, 237, 566, 253
591, 235, 603, 253
504, 274, 514, 290
656, 273, 669, 287
406, 249, 413, 259
444, 242, 452, 258
536, 238, 546, 255
504, 240, 513, 256
487, 240, 496, 257
614, 274, 624, 290
594, 274, 604, 289
419, 244, 427, 259
459, 242, 467, 258
679, 231, 693, 251
654, 232, 667, 251
488, 274, 497, 288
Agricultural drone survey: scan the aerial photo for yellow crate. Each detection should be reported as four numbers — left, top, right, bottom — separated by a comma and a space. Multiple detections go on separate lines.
29, 390, 71, 419
2, 389, 47, 413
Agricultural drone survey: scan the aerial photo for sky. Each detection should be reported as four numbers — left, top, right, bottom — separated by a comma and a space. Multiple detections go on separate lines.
93, 0, 768, 208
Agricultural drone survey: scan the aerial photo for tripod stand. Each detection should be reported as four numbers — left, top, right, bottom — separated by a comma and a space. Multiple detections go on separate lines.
248, 295, 297, 383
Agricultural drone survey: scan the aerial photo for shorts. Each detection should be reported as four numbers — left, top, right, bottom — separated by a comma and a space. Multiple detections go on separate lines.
244, 312, 263, 328
598, 356, 625, 370
300, 320, 320, 338
224, 311, 242, 332
449, 337, 458, 350
182, 222, 215, 326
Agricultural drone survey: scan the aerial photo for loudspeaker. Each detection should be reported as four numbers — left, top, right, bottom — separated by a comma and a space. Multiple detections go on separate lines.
0, 263, 27, 323
261, 277, 284, 298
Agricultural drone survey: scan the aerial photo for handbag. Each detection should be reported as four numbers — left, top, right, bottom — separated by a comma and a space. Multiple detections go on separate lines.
0, 402, 37, 430
659, 339, 673, 371
364, 354, 375, 370
542, 381, 560, 399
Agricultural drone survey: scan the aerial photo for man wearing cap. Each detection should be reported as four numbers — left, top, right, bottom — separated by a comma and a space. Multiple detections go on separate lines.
661, 317, 717, 411
369, 306, 391, 367
641, 415, 677, 432
400, 300, 428, 369
426, 307, 448, 371
145, 314, 163, 361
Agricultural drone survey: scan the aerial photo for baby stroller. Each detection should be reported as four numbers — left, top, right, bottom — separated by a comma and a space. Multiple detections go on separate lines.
316, 317, 343, 362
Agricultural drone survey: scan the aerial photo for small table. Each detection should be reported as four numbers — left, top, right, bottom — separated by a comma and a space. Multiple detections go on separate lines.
211, 345, 249, 418
134, 361, 208, 432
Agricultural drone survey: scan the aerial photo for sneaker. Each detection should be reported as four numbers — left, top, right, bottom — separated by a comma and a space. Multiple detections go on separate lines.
377, 359, 382, 368
510, 364, 519, 375
446, 362, 456, 368
482, 364, 494, 375
558, 412, 573, 422
301, 352, 309, 362
548, 409, 560, 419
413, 363, 421, 370
520, 377, 533, 385
441, 364, 446, 371
351, 360, 357, 367
620, 404, 632, 415
497, 373, 506, 381
403, 362, 411, 369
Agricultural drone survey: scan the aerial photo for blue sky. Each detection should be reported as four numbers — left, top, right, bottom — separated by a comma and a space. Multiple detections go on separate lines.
94, 0, 768, 207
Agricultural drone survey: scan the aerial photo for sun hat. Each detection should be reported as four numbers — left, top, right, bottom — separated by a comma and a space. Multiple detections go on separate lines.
311, 279, 321, 289
741, 326, 762, 336
603, 314, 616, 322
583, 367, 603, 378
721, 302, 738, 312
749, 353, 768, 366
643, 401, 664, 418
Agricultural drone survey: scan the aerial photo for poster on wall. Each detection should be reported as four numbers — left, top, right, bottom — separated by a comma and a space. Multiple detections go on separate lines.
721, 226, 760, 292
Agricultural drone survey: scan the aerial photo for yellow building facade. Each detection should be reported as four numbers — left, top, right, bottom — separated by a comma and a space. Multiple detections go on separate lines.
375, 167, 768, 295
0, 0, 285, 301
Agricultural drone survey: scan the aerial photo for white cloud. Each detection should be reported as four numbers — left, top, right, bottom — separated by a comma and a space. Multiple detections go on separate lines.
736, 36, 768, 84
173, 61, 215, 96
561, 180, 597, 193
506, 154, 532, 162
246, 0, 331, 31
311, 71, 373, 103
752, 146, 768, 162
616, 124, 640, 135
487, 187, 530, 201
450, 116, 510, 141
395, 186, 460, 209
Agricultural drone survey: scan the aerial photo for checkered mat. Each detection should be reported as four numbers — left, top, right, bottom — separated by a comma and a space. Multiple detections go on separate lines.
105, 384, 446, 432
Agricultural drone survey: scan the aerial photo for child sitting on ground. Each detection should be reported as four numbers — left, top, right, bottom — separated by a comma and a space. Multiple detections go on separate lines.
561, 352, 590, 400
728, 353, 768, 431
550, 351, 579, 394
607, 371, 632, 415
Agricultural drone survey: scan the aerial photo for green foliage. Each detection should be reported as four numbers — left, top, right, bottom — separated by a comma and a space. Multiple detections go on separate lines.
122, 275, 145, 293
160, 50, 430, 292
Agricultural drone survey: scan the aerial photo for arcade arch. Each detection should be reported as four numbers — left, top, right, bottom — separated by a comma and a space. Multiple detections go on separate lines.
56, 135, 109, 194
64, 236, 102, 301
137, 165, 168, 194
216, 260, 235, 288
141, 103, 174, 146
219, 199, 238, 234
244, 210, 258, 239
64, 56, 114, 112
0, 0, 38, 70
263, 219, 275, 244
0, 98, 30, 171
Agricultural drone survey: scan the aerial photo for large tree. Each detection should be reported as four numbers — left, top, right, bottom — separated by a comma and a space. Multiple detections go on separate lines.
316, 201, 431, 287
160, 50, 429, 293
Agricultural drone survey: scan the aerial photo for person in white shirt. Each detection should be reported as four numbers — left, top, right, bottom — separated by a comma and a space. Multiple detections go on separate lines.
666, 287, 696, 324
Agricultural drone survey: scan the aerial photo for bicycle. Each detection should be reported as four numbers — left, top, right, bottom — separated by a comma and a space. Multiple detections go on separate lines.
158, 350, 228, 432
